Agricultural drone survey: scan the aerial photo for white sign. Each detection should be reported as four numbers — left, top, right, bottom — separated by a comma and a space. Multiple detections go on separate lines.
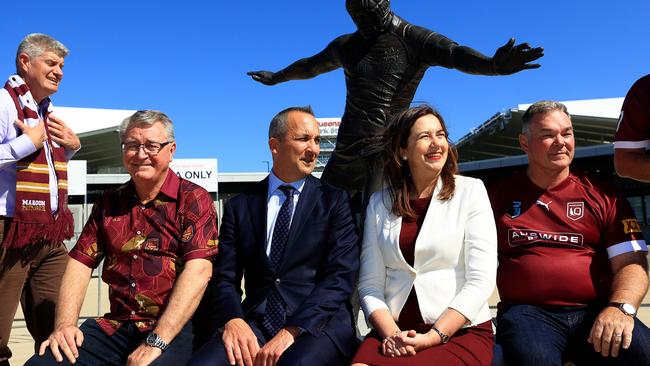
170, 159, 218, 192
67, 160, 87, 196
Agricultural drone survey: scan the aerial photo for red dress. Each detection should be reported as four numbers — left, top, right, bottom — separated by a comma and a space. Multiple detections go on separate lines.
351, 197, 494, 365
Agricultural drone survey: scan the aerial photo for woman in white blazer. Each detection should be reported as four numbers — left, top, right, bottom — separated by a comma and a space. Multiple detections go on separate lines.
351, 105, 498, 366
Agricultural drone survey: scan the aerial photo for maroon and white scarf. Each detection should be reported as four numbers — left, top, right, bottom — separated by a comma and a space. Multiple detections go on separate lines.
2, 75, 73, 248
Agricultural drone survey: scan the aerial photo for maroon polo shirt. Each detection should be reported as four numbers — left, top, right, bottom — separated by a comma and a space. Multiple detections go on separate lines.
69, 170, 218, 335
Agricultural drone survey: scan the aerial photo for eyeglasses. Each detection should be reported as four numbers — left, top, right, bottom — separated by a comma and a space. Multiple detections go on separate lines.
121, 141, 173, 155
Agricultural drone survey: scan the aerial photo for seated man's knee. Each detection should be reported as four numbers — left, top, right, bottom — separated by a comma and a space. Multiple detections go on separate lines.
24, 352, 70, 366
497, 306, 565, 366
187, 337, 231, 366
620, 318, 650, 362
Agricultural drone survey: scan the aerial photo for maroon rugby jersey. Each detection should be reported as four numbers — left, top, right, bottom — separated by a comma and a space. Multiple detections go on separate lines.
489, 172, 647, 307
615, 74, 650, 149
69, 170, 218, 335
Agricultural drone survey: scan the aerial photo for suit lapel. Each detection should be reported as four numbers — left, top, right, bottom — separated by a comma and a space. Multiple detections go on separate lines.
279, 175, 320, 272
248, 177, 271, 266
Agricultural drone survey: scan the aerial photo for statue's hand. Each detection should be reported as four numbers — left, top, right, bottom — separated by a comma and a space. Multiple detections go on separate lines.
247, 70, 278, 85
492, 38, 544, 75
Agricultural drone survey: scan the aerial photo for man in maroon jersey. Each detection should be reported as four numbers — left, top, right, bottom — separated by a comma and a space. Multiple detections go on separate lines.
489, 100, 650, 365
614, 74, 650, 181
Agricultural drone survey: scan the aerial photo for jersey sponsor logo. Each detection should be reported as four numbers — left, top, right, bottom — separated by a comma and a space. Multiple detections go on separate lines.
566, 201, 584, 221
622, 218, 642, 234
508, 229, 584, 247
507, 200, 522, 219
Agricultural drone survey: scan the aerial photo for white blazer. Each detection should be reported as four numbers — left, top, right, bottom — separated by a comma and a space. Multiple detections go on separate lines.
359, 175, 497, 327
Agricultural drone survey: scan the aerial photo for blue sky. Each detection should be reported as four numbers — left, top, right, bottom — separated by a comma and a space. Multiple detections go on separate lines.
1, 1, 648, 172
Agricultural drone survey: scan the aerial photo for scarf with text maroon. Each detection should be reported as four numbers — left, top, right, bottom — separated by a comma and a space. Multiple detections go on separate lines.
2, 75, 73, 248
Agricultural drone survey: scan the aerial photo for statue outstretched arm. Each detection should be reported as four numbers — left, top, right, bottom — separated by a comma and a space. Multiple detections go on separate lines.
248, 36, 346, 86
408, 24, 543, 76
454, 38, 544, 75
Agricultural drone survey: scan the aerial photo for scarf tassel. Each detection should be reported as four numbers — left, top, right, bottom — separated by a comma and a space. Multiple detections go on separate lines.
3, 210, 74, 248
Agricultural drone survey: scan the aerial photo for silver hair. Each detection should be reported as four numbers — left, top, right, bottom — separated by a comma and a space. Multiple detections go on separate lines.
268, 106, 315, 140
521, 100, 571, 135
119, 110, 175, 142
16, 33, 69, 75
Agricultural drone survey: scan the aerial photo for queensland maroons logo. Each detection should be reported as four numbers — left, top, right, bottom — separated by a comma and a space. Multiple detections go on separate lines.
566, 202, 584, 221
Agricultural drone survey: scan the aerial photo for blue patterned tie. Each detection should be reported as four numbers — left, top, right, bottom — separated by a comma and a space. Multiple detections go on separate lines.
263, 185, 294, 336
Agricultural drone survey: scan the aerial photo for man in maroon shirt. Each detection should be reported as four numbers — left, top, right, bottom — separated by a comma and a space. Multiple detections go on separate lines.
489, 101, 650, 365
26, 110, 218, 366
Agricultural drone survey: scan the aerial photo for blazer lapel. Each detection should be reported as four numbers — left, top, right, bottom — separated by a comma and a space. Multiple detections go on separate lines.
279, 175, 320, 272
248, 177, 271, 266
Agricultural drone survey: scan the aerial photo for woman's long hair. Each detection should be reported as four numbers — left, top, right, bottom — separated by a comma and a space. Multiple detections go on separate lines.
384, 105, 459, 219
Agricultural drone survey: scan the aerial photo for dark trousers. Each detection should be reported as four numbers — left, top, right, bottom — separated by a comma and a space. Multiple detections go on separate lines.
189, 318, 346, 366
25, 319, 194, 366
496, 304, 650, 366
0, 215, 68, 365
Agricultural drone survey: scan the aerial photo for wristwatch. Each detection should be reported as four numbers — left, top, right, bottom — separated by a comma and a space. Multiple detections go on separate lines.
431, 325, 450, 344
145, 332, 169, 351
608, 302, 637, 317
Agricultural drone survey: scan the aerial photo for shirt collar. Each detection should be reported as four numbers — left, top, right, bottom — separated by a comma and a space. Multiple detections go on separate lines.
267, 170, 306, 199
159, 169, 180, 200
38, 97, 51, 117
128, 169, 180, 202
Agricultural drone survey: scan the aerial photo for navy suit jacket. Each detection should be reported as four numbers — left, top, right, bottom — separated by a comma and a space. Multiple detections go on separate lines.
210, 174, 360, 357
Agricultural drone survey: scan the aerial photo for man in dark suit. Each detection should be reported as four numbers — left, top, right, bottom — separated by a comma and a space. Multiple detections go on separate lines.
191, 106, 360, 366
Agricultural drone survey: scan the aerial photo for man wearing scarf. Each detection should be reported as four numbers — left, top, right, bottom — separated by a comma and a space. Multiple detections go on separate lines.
0, 33, 80, 366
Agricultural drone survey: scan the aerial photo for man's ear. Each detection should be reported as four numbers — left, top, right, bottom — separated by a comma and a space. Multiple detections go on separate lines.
269, 137, 279, 156
168, 141, 176, 161
519, 133, 529, 153
17, 53, 30, 76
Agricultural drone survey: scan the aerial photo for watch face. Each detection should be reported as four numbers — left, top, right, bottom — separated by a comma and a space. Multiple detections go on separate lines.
146, 333, 156, 344
621, 303, 636, 315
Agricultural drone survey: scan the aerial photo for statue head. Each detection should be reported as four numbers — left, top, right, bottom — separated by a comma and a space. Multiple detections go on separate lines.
346, 0, 393, 39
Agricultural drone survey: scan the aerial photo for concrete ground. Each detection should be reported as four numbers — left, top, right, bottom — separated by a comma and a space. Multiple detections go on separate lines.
7, 279, 650, 365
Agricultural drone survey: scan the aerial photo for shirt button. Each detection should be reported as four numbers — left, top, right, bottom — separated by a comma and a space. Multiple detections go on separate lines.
136, 230, 141, 235
275, 278, 281, 285
133, 254, 138, 259
131, 311, 136, 315
131, 282, 136, 288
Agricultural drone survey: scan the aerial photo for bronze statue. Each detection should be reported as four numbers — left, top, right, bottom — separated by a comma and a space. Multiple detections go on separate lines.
249, 0, 543, 196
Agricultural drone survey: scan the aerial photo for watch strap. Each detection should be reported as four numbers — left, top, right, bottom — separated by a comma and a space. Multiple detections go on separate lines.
146, 332, 169, 351
431, 325, 450, 344
607, 302, 637, 317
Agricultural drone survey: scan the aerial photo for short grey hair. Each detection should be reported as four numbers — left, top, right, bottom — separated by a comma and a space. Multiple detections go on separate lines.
269, 106, 315, 140
521, 100, 571, 135
16, 33, 69, 75
119, 110, 175, 142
